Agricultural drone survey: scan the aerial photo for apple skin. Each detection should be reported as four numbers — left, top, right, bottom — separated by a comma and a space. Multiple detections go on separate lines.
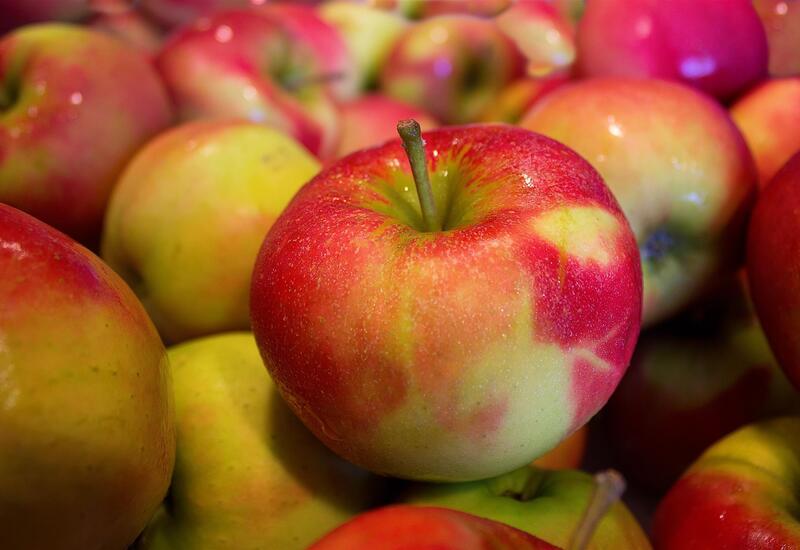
576, 0, 768, 101
136, 332, 382, 550
250, 124, 642, 481
88, 3, 165, 55
335, 94, 438, 158
480, 76, 567, 124
754, 0, 800, 77
532, 425, 587, 470
0, 204, 174, 549
747, 152, 800, 390
0, 24, 173, 246
101, 119, 320, 344
308, 505, 559, 550
495, 0, 576, 78
379, 15, 525, 124
604, 276, 799, 494
0, 0, 90, 33
652, 416, 800, 548
402, 465, 651, 550
731, 78, 800, 189
155, 8, 345, 159
140, 0, 258, 29
521, 77, 756, 327
319, 1, 408, 91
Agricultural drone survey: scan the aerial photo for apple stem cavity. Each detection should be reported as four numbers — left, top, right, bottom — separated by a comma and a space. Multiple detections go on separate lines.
568, 469, 626, 550
397, 119, 439, 232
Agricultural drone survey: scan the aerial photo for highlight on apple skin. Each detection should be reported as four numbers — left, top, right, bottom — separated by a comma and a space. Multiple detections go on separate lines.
522, 77, 756, 327
0, 204, 175, 549
250, 123, 642, 482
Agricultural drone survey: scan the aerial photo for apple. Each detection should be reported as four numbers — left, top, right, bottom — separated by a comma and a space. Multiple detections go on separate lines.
480, 76, 567, 124
88, 2, 165, 55
754, 0, 800, 77
379, 15, 525, 124
521, 77, 756, 327
136, 332, 382, 550
0, 204, 174, 549
495, 0, 576, 78
747, 152, 800, 389
155, 8, 347, 159
731, 78, 800, 188
603, 275, 799, 493
652, 416, 800, 548
533, 425, 587, 471
139, 0, 259, 29
0, 0, 90, 33
318, 1, 408, 91
0, 23, 172, 245
250, 122, 642, 481
335, 94, 438, 158
308, 505, 559, 550
101, 119, 321, 344
575, 0, 768, 100
402, 466, 651, 550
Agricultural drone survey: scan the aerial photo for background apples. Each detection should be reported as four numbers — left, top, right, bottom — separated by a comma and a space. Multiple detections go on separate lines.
101, 120, 321, 343
137, 332, 382, 550
156, 8, 346, 159
575, 0, 768, 100
0, 23, 172, 245
521, 77, 756, 326
0, 204, 174, 549
652, 416, 800, 548
250, 124, 642, 481
380, 15, 525, 124
748, 152, 800, 389
0, 0, 91, 33
754, 0, 800, 77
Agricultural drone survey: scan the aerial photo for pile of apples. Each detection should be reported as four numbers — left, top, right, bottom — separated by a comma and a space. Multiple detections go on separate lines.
2, 0, 800, 548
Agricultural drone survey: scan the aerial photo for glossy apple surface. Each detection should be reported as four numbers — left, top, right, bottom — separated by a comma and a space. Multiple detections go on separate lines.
250, 124, 642, 481
380, 15, 525, 124
605, 276, 798, 493
747, 152, 800, 389
754, 0, 800, 77
102, 120, 320, 343
731, 78, 800, 188
403, 465, 650, 550
137, 332, 381, 550
156, 8, 345, 158
653, 416, 800, 548
308, 505, 559, 550
335, 94, 438, 158
522, 77, 756, 326
576, 0, 768, 100
0, 204, 174, 549
0, 24, 172, 245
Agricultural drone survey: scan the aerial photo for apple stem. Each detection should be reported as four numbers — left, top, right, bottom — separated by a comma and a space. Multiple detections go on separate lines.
397, 119, 439, 232
567, 469, 626, 550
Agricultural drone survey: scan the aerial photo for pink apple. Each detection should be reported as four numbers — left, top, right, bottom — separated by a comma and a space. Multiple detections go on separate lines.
380, 15, 525, 124
604, 276, 798, 493
0, 24, 172, 245
335, 94, 438, 158
747, 152, 800, 389
0, 204, 174, 548
250, 123, 642, 481
731, 77, 800, 188
576, 0, 768, 101
754, 0, 800, 77
521, 77, 756, 326
156, 8, 349, 159
308, 505, 559, 550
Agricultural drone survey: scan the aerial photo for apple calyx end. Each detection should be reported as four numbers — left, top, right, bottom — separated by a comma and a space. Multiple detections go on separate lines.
397, 119, 439, 232
567, 469, 626, 550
